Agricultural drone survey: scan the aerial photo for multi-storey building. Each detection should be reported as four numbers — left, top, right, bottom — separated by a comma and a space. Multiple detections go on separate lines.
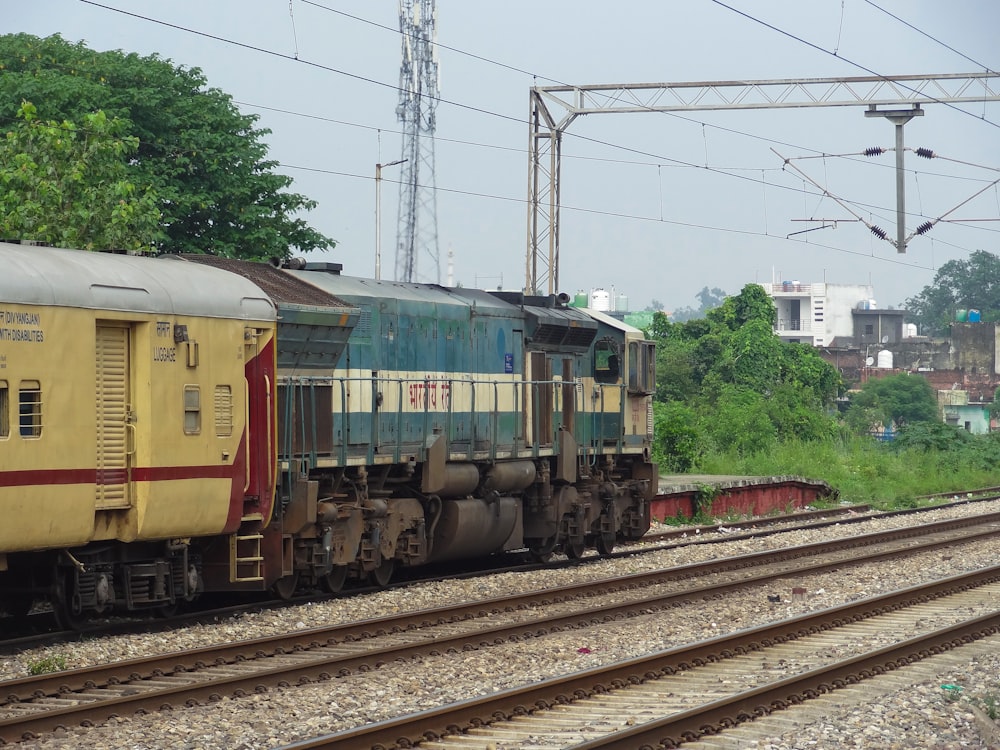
760, 281, 880, 347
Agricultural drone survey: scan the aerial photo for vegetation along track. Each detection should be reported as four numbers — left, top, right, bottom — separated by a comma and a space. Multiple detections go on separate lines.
279, 566, 1000, 750
2, 509, 999, 745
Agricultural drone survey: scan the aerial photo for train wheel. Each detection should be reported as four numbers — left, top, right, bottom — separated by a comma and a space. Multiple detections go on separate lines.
52, 574, 87, 631
528, 536, 557, 563
564, 540, 586, 560
369, 559, 395, 588
596, 532, 616, 556
321, 566, 348, 594
154, 602, 181, 619
272, 573, 299, 601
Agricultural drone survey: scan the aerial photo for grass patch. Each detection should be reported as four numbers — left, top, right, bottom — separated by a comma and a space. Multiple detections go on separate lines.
27, 654, 67, 675
689, 434, 1000, 510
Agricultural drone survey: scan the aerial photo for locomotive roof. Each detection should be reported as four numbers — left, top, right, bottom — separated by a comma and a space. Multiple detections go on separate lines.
580, 308, 645, 335
178, 255, 356, 311
286, 269, 519, 313
0, 243, 275, 320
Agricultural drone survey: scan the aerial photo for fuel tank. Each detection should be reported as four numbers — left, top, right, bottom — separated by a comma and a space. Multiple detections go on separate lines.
429, 496, 520, 562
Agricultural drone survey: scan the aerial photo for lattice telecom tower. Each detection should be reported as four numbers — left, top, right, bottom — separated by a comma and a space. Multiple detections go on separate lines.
394, 0, 440, 284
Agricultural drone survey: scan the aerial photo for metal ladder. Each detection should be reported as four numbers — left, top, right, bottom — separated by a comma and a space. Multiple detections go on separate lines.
229, 514, 264, 583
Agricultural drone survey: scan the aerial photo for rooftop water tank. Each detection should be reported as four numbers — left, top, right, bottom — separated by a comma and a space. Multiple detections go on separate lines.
572, 291, 588, 308
877, 350, 893, 369
590, 288, 611, 312
903, 323, 917, 338
969, 309, 981, 322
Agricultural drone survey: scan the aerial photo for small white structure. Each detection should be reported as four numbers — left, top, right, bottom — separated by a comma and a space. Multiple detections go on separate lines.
589, 288, 611, 311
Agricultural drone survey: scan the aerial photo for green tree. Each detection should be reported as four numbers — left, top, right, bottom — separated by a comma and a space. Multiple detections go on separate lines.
648, 284, 842, 462
0, 102, 160, 251
670, 286, 728, 322
847, 373, 939, 432
0, 33, 334, 259
707, 283, 776, 330
652, 401, 705, 472
905, 250, 1000, 335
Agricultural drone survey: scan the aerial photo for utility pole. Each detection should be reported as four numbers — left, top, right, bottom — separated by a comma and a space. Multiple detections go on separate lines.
864, 105, 923, 253
395, 0, 441, 284
375, 159, 406, 280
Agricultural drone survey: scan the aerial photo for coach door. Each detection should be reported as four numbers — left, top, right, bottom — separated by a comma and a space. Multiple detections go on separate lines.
95, 324, 132, 510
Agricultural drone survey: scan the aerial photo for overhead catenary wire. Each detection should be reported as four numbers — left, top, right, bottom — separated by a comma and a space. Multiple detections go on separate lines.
77, 0, 998, 190
276, 159, 947, 271
72, 0, 999, 261
862, 0, 998, 75
708, 0, 1000, 129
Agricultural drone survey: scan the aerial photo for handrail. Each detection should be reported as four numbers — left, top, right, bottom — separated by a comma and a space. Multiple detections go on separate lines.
277, 374, 633, 468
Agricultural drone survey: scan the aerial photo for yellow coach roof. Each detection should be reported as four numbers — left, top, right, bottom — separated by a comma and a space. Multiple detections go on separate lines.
0, 243, 275, 321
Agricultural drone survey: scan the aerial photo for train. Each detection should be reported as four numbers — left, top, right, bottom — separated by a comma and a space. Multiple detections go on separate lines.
0, 242, 656, 626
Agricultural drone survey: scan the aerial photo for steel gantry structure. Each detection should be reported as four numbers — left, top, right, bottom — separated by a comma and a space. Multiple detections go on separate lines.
525, 72, 1000, 295
395, 0, 441, 284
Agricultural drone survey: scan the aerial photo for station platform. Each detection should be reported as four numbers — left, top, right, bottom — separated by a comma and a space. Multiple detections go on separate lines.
652, 474, 837, 522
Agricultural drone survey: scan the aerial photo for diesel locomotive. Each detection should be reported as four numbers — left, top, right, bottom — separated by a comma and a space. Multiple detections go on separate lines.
0, 243, 656, 625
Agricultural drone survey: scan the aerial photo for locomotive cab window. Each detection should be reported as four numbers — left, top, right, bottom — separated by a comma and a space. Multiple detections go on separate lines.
0, 381, 8, 438
627, 341, 656, 395
184, 385, 201, 435
19, 380, 42, 438
594, 340, 620, 384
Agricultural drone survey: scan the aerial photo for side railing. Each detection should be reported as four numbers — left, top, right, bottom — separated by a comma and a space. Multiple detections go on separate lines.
277, 375, 630, 475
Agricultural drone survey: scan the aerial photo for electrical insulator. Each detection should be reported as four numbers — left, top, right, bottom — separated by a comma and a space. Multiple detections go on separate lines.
916, 221, 934, 235
864, 147, 885, 157
870, 225, 887, 240
916, 147, 935, 159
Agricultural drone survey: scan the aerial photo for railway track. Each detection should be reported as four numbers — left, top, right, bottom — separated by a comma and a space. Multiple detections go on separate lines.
2, 510, 999, 745
278, 566, 1000, 749
0, 503, 885, 652
1, 497, 992, 653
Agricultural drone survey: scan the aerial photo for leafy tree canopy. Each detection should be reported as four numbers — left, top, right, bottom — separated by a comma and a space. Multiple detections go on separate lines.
0, 33, 335, 259
1, 102, 161, 252
648, 284, 841, 457
847, 373, 939, 431
669, 286, 728, 322
905, 250, 1000, 335
706, 283, 776, 330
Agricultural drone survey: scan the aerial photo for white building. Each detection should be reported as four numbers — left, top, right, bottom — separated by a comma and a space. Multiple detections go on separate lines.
760, 281, 875, 347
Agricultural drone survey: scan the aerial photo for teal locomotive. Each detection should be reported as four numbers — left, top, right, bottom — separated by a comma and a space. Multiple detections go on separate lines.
194, 256, 658, 595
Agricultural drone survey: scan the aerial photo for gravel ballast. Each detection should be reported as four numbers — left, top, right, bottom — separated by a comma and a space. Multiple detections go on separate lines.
6, 500, 1000, 749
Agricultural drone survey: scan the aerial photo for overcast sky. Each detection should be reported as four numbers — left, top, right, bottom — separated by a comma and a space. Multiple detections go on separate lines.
11, 1, 1000, 312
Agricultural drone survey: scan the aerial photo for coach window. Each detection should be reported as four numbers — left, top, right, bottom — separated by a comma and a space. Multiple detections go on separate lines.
214, 385, 233, 437
19, 380, 42, 438
184, 385, 201, 435
0, 381, 8, 438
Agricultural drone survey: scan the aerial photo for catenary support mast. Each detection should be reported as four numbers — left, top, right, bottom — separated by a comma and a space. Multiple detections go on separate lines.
525, 73, 1000, 294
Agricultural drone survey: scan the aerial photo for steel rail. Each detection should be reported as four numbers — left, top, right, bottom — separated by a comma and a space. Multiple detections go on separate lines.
1, 518, 998, 744
277, 566, 1000, 749
5, 509, 998, 705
